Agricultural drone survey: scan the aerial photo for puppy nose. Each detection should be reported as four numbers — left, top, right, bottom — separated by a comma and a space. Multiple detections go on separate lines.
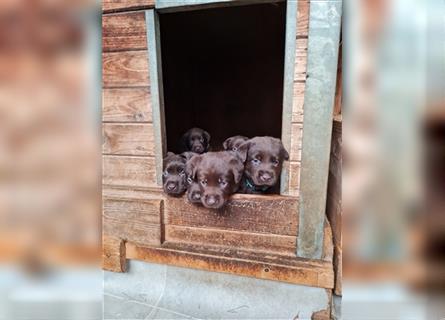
205, 195, 219, 206
259, 171, 272, 182
192, 192, 201, 200
166, 182, 177, 191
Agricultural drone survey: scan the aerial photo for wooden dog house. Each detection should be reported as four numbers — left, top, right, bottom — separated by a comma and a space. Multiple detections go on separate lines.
102, 0, 342, 308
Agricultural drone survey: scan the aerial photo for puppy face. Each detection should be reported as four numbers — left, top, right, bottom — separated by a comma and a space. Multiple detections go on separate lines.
180, 128, 210, 154
162, 152, 187, 196
239, 137, 289, 187
222, 135, 249, 152
187, 152, 243, 209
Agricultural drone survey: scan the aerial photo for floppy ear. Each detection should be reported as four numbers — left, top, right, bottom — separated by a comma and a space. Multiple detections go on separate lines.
185, 154, 202, 179
235, 140, 251, 163
281, 144, 289, 161
222, 137, 232, 150
229, 157, 244, 185
180, 151, 195, 161
202, 130, 211, 146
178, 131, 190, 152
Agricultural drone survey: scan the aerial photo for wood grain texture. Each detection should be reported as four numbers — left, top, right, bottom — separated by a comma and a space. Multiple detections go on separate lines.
294, 38, 308, 81
103, 198, 162, 246
103, 12, 147, 51
165, 225, 296, 256
292, 81, 305, 123
103, 88, 152, 122
297, 0, 309, 38
103, 155, 157, 187
290, 123, 303, 161
126, 241, 334, 288
103, 236, 126, 272
102, 123, 155, 156
103, 51, 149, 87
165, 194, 298, 236
288, 161, 301, 196
103, 0, 155, 13
322, 218, 333, 262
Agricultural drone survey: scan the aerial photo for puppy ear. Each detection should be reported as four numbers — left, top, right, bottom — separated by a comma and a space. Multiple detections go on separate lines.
178, 130, 190, 152
235, 140, 251, 163
281, 144, 290, 161
222, 137, 232, 150
203, 130, 211, 144
229, 157, 244, 185
185, 154, 202, 179
180, 151, 195, 161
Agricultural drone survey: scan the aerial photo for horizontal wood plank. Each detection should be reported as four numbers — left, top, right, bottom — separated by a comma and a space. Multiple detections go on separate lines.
165, 225, 296, 256
165, 194, 298, 236
103, 155, 157, 187
103, 51, 149, 87
103, 0, 155, 13
103, 197, 162, 225
103, 88, 152, 122
102, 123, 155, 156
102, 12, 147, 51
104, 217, 161, 246
127, 242, 334, 288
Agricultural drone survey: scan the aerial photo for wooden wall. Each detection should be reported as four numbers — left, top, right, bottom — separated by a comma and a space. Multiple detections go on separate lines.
102, 0, 309, 195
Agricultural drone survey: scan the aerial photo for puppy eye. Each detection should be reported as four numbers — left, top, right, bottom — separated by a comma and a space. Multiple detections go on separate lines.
178, 168, 185, 175
187, 177, 193, 184
251, 159, 261, 166
200, 179, 207, 186
218, 178, 227, 187
163, 171, 169, 177
232, 147, 238, 151
200, 137, 204, 143
272, 159, 279, 166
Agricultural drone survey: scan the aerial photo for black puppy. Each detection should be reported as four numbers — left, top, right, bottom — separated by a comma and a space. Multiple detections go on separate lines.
162, 152, 187, 196
187, 152, 244, 209
222, 135, 249, 152
179, 128, 210, 154
236, 137, 289, 194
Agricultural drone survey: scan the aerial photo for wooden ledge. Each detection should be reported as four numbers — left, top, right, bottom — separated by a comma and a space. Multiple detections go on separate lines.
126, 241, 334, 289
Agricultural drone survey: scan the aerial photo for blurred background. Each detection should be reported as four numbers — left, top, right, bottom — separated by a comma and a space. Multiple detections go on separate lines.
0, 0, 443, 319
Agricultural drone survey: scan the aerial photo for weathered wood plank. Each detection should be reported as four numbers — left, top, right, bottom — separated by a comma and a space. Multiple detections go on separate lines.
164, 194, 298, 236
102, 123, 155, 156
102, 88, 152, 122
103, 197, 162, 225
296, 0, 309, 38
292, 81, 305, 123
127, 242, 334, 288
103, 236, 126, 272
103, 197, 162, 246
103, 155, 157, 187
290, 123, 303, 161
322, 218, 333, 262
294, 38, 308, 81
102, 12, 147, 52
103, 51, 149, 87
288, 161, 301, 196
297, 0, 342, 259
103, 0, 155, 13
165, 225, 296, 256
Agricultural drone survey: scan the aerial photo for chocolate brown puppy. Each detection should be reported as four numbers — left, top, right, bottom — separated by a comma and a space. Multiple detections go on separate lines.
222, 135, 249, 152
179, 128, 210, 154
162, 152, 187, 196
237, 137, 289, 194
187, 152, 244, 209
